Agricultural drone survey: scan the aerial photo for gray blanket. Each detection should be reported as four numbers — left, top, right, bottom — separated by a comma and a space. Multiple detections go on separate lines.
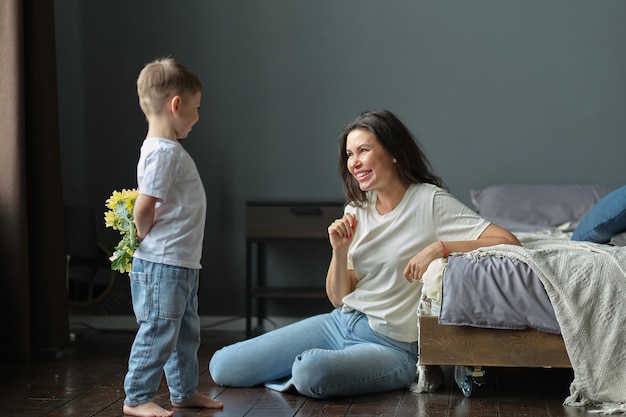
440, 255, 560, 334
463, 239, 626, 410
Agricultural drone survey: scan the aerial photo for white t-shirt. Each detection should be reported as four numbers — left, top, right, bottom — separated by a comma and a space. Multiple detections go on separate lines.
342, 183, 490, 342
132, 137, 207, 269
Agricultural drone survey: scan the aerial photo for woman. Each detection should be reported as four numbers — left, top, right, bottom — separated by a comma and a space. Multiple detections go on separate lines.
209, 110, 520, 399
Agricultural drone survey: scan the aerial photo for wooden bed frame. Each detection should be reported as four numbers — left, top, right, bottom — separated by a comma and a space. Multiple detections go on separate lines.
419, 314, 571, 368
418, 314, 571, 396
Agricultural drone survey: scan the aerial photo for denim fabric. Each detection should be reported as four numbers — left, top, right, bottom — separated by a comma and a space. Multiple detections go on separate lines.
209, 308, 418, 399
124, 258, 201, 406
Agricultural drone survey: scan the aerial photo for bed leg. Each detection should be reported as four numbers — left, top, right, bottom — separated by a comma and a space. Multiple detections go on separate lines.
454, 366, 486, 397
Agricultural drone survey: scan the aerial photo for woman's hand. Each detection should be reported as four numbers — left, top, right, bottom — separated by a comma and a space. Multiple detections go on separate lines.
403, 241, 441, 283
327, 213, 357, 251
325, 213, 358, 307
403, 223, 521, 283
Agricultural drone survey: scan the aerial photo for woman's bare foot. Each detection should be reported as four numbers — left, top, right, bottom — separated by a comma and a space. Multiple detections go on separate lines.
171, 393, 223, 409
122, 402, 174, 417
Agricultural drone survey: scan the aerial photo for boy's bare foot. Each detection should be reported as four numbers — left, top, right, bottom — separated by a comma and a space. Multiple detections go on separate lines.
172, 392, 224, 409
122, 402, 174, 417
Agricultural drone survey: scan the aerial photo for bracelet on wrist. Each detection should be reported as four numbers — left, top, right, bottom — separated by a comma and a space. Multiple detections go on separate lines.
439, 241, 449, 258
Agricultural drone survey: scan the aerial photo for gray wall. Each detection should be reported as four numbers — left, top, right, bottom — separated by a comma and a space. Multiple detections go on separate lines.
54, 1, 626, 318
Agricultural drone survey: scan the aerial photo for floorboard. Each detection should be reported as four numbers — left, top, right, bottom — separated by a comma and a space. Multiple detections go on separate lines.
0, 327, 602, 417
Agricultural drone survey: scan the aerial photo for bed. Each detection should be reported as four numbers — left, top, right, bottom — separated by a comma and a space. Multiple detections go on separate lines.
413, 184, 626, 412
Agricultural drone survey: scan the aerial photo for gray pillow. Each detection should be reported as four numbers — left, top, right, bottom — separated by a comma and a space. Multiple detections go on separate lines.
470, 184, 613, 232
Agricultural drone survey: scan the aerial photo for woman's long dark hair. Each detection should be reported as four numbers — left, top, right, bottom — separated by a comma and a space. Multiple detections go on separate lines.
338, 110, 444, 205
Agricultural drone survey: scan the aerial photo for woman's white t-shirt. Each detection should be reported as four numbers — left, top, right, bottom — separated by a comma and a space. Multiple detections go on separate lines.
133, 137, 207, 269
342, 183, 490, 342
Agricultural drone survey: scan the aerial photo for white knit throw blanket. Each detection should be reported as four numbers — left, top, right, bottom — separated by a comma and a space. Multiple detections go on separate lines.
463, 239, 626, 413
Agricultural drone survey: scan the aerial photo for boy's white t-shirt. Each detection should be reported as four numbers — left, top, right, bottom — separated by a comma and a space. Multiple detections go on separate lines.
342, 183, 490, 342
133, 137, 207, 269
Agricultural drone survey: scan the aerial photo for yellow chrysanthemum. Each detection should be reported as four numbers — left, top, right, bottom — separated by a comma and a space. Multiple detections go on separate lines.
104, 211, 117, 229
105, 190, 123, 210
105, 188, 138, 210
124, 189, 138, 210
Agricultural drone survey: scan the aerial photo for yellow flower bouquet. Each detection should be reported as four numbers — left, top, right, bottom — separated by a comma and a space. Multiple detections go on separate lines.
104, 188, 140, 273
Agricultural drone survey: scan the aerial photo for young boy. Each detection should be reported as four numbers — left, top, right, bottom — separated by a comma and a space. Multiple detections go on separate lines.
123, 57, 223, 417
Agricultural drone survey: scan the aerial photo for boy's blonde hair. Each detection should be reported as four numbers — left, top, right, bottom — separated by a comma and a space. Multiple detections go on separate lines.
137, 57, 202, 116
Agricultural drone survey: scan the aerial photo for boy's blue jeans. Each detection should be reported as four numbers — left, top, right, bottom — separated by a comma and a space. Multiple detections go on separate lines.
209, 308, 418, 399
124, 258, 201, 406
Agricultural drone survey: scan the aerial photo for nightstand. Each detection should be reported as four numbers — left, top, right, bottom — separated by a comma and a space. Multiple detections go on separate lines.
245, 200, 345, 338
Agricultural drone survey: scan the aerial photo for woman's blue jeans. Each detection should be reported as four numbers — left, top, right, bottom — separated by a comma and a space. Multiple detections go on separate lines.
124, 258, 201, 406
209, 308, 418, 399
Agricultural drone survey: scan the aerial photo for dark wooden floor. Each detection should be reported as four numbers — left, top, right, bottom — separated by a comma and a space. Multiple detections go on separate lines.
0, 327, 600, 417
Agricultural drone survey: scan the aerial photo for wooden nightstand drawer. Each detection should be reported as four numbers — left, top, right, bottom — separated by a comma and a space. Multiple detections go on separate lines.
246, 201, 344, 239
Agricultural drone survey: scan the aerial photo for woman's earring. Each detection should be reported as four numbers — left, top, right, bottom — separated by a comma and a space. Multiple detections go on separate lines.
393, 158, 397, 163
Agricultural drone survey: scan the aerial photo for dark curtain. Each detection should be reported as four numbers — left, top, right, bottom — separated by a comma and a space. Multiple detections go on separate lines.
0, 0, 69, 361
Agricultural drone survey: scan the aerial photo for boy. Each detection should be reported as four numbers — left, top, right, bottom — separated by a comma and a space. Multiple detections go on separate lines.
123, 57, 223, 417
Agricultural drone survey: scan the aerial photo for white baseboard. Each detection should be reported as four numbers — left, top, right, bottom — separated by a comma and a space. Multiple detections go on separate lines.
69, 315, 303, 332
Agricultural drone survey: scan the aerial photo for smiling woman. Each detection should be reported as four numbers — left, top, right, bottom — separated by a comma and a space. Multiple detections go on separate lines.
209, 110, 520, 399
